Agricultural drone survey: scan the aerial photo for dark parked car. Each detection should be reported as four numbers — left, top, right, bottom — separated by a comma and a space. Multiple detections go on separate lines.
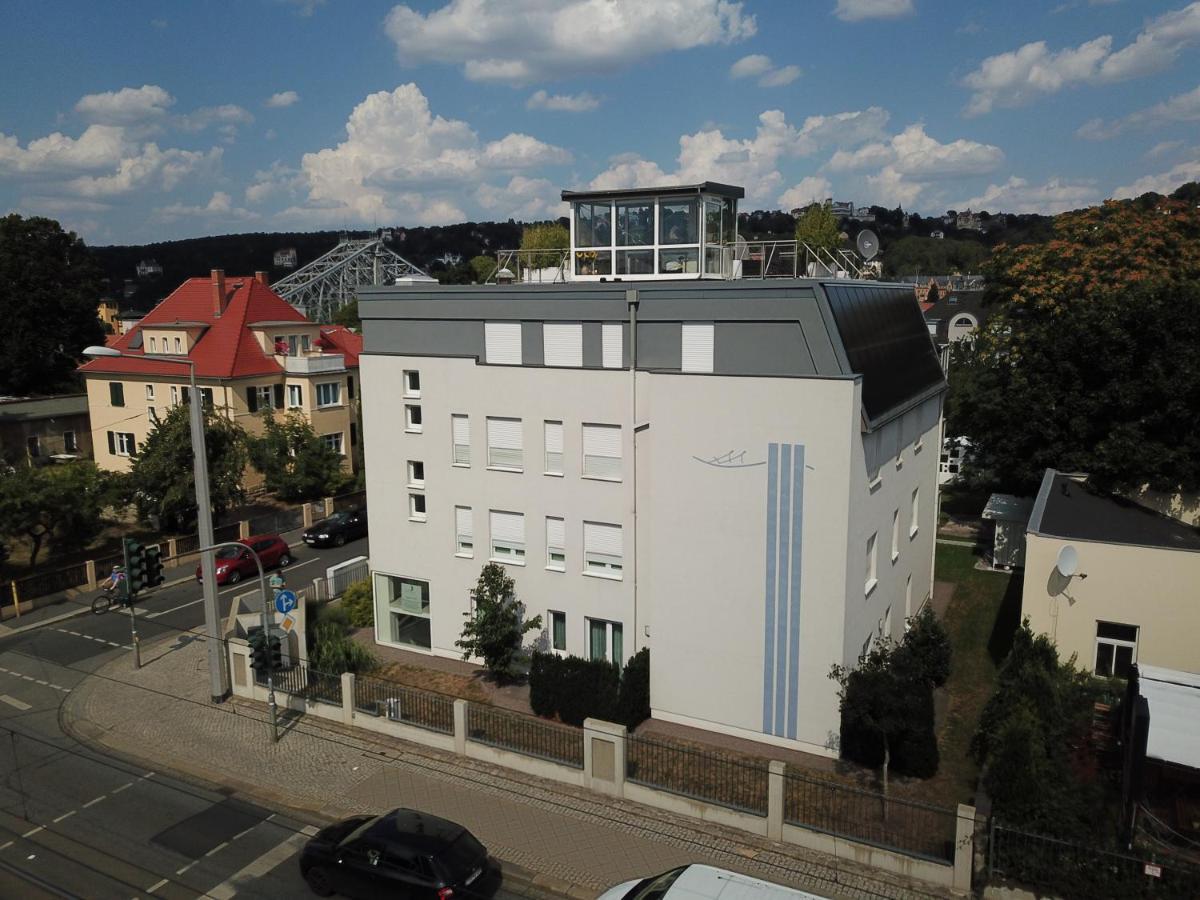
303, 508, 368, 548
300, 808, 498, 899
194, 534, 293, 585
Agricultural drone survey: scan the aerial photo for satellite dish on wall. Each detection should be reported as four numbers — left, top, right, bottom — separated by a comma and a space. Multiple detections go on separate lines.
856, 229, 879, 261
1055, 545, 1079, 578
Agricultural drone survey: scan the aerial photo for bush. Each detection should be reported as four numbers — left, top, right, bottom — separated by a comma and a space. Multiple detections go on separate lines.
341, 578, 374, 628
903, 607, 952, 687
528, 651, 559, 717
616, 648, 651, 730
307, 620, 378, 675
528, 652, 620, 726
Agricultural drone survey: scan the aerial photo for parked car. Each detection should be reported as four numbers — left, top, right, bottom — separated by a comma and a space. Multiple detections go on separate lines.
300, 808, 499, 899
194, 534, 293, 585
597, 865, 829, 900
303, 508, 368, 548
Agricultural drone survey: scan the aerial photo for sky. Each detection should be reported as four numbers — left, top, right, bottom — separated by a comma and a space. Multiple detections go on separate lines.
1, 0, 1199, 245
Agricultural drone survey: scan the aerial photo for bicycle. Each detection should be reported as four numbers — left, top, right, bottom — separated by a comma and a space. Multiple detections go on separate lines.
91, 584, 128, 615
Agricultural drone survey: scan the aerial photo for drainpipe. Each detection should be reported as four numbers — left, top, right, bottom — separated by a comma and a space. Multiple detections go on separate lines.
627, 289, 640, 653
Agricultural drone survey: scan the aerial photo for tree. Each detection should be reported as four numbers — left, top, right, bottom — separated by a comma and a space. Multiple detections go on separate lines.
456, 563, 542, 682
0, 462, 114, 567
468, 254, 497, 284
947, 195, 1200, 495
0, 215, 106, 395
520, 222, 569, 269
246, 412, 347, 502
128, 403, 247, 532
902, 607, 952, 688
794, 203, 841, 255
331, 300, 359, 330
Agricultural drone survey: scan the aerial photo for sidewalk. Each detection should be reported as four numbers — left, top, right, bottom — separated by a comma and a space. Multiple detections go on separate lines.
63, 633, 955, 900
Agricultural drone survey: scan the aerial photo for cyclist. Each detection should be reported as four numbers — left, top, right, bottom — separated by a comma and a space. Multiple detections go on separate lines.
103, 565, 127, 604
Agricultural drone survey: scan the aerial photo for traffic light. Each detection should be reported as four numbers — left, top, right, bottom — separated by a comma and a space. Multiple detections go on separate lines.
249, 630, 269, 673
143, 544, 164, 588
268, 634, 283, 672
123, 538, 146, 597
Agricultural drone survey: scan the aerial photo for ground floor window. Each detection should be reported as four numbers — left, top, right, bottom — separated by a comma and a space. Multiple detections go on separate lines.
1095, 621, 1138, 677
374, 573, 431, 649
323, 432, 344, 455
550, 610, 566, 652
587, 618, 623, 665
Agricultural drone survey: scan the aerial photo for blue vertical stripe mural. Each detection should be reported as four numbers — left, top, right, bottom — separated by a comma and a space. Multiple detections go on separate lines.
762, 442, 805, 739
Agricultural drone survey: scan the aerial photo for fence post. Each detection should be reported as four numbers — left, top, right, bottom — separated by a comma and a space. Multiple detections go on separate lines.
9, 582, 19, 619
303, 505, 314, 528
341, 672, 355, 725
583, 718, 626, 798
768, 760, 785, 842
954, 803, 976, 893
453, 699, 467, 755
85, 558, 98, 590
324, 496, 334, 517
239, 520, 251, 540
167, 538, 178, 559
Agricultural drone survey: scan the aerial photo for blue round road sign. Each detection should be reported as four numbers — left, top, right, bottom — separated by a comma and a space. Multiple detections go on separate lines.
274, 589, 298, 614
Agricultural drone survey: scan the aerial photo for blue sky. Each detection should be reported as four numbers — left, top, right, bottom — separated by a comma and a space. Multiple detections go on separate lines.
2, 0, 1198, 244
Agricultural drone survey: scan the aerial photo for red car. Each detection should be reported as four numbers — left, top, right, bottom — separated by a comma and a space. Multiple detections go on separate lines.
195, 534, 294, 585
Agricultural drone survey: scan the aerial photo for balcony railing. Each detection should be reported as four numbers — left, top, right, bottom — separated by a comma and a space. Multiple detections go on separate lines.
283, 353, 345, 375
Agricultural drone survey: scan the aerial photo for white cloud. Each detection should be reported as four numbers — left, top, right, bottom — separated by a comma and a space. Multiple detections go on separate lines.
525, 90, 600, 112
760, 65, 802, 88
953, 176, 1100, 214
176, 105, 255, 133
1112, 155, 1200, 198
866, 167, 924, 207
1077, 83, 1200, 139
158, 190, 258, 221
475, 175, 566, 220
64, 146, 222, 198
827, 124, 1003, 178
75, 85, 175, 125
962, 2, 1200, 115
730, 54, 773, 78
265, 90, 300, 108
481, 133, 572, 168
244, 161, 305, 204
384, 0, 756, 86
0, 125, 131, 174
280, 0, 325, 15
1145, 139, 1185, 159
833, 0, 914, 23
778, 177, 833, 209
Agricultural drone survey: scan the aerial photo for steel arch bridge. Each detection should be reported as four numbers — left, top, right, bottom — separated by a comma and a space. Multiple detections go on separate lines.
270, 237, 432, 322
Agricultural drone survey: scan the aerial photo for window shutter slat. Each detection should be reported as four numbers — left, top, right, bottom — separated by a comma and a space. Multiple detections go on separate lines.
602, 324, 623, 368
456, 506, 473, 539
681, 324, 714, 373
584, 522, 622, 556
485, 323, 522, 364
452, 414, 470, 444
544, 421, 563, 454
543, 324, 582, 367
246, 386, 257, 413
490, 510, 524, 543
583, 424, 620, 457
487, 417, 522, 450
546, 517, 565, 548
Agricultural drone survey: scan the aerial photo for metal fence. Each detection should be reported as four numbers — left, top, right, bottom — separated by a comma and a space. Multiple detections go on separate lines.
989, 821, 1200, 900
784, 770, 958, 863
257, 663, 343, 706
331, 490, 366, 513
354, 674, 455, 735
465, 703, 584, 769
248, 505, 304, 536
15, 562, 91, 600
625, 735, 770, 816
213, 521, 241, 544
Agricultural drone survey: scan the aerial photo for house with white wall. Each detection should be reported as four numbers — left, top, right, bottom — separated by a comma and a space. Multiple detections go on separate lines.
358, 182, 945, 758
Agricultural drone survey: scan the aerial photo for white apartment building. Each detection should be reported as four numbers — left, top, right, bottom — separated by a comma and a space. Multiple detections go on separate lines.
359, 183, 945, 758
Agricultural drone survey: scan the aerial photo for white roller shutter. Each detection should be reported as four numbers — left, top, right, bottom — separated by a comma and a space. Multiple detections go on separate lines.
546, 516, 565, 549
490, 510, 525, 543
487, 417, 523, 468
602, 324, 623, 369
456, 506, 473, 540
485, 322, 522, 365
544, 420, 563, 473
582, 424, 621, 479
681, 323, 714, 373
543, 324, 583, 367
584, 522, 622, 556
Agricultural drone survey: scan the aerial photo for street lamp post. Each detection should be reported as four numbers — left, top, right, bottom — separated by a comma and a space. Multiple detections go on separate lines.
84, 346, 228, 702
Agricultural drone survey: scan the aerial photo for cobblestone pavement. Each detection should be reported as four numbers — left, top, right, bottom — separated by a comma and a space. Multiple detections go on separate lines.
62, 633, 956, 900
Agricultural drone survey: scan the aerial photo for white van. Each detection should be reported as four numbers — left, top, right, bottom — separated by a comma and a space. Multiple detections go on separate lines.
596, 864, 831, 900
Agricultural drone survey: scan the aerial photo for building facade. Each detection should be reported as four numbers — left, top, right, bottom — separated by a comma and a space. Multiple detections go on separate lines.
359, 269, 945, 757
80, 270, 361, 480
0, 395, 92, 463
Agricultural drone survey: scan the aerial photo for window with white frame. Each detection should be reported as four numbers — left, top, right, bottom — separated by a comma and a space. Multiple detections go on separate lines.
546, 516, 565, 571
322, 432, 344, 455
602, 323, 623, 368
891, 509, 900, 561
865, 532, 878, 594
681, 323, 714, 373
905, 574, 913, 617
910, 487, 920, 537
287, 384, 303, 408
405, 404, 423, 433
407, 460, 425, 488
486, 417, 523, 470
149, 337, 157, 353
549, 610, 567, 653
404, 370, 421, 397
114, 431, 136, 456
174, 337, 182, 353
582, 423, 621, 480
145, 383, 155, 401
374, 573, 431, 649
301, 334, 311, 352
544, 420, 563, 475
485, 322, 522, 365
63, 430, 77, 453
451, 414, 470, 465
455, 506, 473, 557
489, 510, 525, 563
1095, 622, 1138, 677
255, 385, 273, 411
543, 323, 583, 367
409, 493, 427, 522
170, 385, 179, 406
587, 618, 624, 663
316, 381, 341, 408
583, 521, 623, 577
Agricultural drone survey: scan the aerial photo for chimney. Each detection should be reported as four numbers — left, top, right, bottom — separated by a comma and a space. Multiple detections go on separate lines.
211, 268, 226, 317
254, 270, 269, 285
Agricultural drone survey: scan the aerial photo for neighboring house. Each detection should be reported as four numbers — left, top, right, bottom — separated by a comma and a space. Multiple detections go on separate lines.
955, 210, 983, 231
273, 247, 298, 269
97, 298, 121, 333
357, 181, 946, 758
938, 435, 972, 485
79, 269, 362, 482
930, 230, 945, 239
1022, 469, 1200, 678
117, 309, 147, 335
0, 395, 92, 463
922, 289, 988, 371
136, 259, 163, 279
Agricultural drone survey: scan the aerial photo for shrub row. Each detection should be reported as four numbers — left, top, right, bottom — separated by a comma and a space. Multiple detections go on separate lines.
530, 647, 650, 730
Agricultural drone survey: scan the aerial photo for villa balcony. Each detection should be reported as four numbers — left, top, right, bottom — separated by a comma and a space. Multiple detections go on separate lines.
283, 353, 345, 375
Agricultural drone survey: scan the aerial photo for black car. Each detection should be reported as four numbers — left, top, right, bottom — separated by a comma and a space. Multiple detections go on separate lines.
303, 508, 368, 547
300, 808, 499, 900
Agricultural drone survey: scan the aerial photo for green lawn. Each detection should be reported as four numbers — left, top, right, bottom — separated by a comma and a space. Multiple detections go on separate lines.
924, 542, 1022, 810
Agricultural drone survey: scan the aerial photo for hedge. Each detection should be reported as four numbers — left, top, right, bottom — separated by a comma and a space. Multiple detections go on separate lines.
530, 649, 651, 730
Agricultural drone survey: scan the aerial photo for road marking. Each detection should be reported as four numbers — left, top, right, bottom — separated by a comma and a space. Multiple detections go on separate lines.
146, 598, 202, 619
204, 840, 229, 858
51, 810, 75, 824
175, 859, 198, 875
0, 840, 12, 851
146, 557, 323, 618
0, 666, 70, 693
21, 826, 43, 838
0, 695, 32, 711
82, 795, 106, 808
112, 782, 132, 794
53, 628, 132, 651
205, 830, 312, 899
146, 877, 169, 893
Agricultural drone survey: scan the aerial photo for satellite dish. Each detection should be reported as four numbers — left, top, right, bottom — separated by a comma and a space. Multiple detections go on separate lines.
856, 229, 879, 261
1055, 545, 1079, 578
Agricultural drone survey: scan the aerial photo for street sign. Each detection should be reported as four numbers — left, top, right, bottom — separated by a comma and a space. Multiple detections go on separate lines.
280, 613, 297, 633
274, 589, 298, 615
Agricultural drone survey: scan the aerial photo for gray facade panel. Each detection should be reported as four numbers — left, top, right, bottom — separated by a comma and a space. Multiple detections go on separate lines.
714, 323, 814, 375
582, 323, 602, 368
363, 319, 482, 359
638, 322, 682, 369
795, 301, 842, 375
521, 322, 543, 366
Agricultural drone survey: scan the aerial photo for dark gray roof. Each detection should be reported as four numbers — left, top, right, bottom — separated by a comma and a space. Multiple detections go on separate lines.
0, 394, 89, 422
561, 182, 745, 203
1028, 470, 1200, 551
